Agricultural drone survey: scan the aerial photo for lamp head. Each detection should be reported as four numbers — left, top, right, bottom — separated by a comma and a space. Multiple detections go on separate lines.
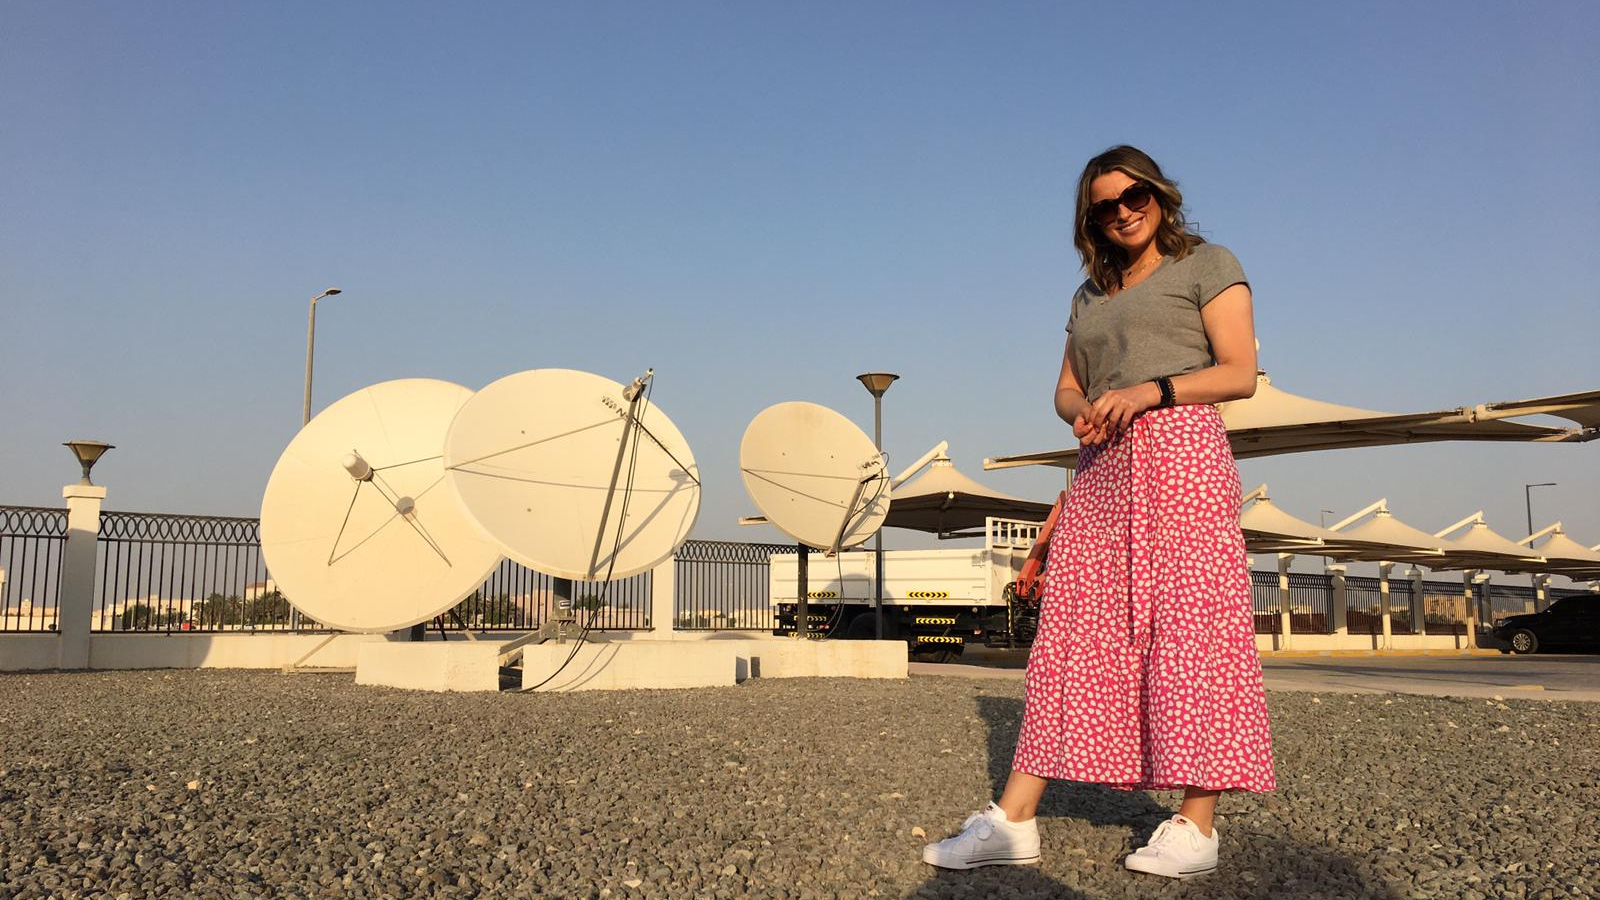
63, 440, 114, 485
324, 288, 342, 296
856, 372, 899, 397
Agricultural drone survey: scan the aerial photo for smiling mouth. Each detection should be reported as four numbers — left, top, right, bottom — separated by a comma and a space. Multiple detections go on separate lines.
1114, 217, 1143, 235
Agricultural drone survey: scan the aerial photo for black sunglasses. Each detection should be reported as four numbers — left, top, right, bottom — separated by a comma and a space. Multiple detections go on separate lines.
1086, 182, 1155, 228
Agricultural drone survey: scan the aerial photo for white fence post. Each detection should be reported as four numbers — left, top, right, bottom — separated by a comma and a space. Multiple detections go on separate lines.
1378, 561, 1394, 649
650, 556, 676, 639
1277, 554, 1292, 649
1328, 565, 1347, 637
58, 483, 107, 668
1409, 568, 1427, 639
1462, 571, 1479, 650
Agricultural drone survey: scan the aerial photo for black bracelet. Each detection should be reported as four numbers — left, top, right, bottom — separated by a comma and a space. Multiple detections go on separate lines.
1155, 376, 1176, 408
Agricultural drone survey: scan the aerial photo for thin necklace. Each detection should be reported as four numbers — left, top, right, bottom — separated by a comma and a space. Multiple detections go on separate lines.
1122, 252, 1161, 282
1106, 252, 1161, 297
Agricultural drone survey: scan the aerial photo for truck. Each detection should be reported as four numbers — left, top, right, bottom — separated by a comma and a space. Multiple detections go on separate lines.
768, 512, 1061, 659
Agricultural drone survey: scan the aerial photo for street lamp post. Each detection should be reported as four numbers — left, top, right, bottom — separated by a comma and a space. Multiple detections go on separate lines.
303, 288, 343, 426
856, 373, 898, 640
1525, 482, 1556, 603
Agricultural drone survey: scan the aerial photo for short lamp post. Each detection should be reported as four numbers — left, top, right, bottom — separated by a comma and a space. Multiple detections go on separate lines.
63, 440, 114, 485
303, 288, 343, 426
856, 372, 898, 640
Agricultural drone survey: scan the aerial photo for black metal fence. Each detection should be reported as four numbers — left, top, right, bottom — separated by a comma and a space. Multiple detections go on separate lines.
1287, 573, 1332, 634
0, 506, 68, 632
1480, 581, 1538, 623
447, 560, 652, 632
674, 540, 794, 630
1419, 578, 1468, 635
1344, 575, 1384, 635
11, 497, 1591, 639
94, 511, 307, 633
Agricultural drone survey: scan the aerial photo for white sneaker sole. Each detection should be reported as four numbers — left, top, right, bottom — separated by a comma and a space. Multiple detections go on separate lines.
1123, 853, 1216, 879
921, 846, 1041, 870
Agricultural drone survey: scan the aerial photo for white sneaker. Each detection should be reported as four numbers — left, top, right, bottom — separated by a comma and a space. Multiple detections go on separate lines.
921, 802, 1041, 869
1123, 814, 1218, 879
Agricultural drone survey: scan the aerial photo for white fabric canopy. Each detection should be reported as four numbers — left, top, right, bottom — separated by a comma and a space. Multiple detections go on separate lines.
985, 374, 1595, 471
1525, 526, 1600, 579
885, 452, 1052, 536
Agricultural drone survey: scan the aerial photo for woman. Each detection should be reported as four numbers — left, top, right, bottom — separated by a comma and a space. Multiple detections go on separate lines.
923, 145, 1275, 880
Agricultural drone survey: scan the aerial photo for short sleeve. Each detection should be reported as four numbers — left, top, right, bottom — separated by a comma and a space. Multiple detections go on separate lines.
1065, 282, 1088, 333
1193, 244, 1248, 308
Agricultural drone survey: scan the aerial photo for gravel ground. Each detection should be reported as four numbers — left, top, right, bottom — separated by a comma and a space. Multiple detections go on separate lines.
1, 671, 1595, 900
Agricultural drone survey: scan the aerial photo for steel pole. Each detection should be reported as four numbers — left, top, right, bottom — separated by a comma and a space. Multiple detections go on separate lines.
874, 393, 884, 640
303, 297, 318, 426
1525, 482, 1555, 603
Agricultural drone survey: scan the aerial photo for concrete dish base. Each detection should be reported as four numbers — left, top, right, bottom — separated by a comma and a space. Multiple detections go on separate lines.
354, 636, 909, 693
356, 642, 503, 692
522, 638, 910, 691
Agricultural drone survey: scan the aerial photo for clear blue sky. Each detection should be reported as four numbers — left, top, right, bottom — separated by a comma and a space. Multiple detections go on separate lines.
3, 2, 1596, 582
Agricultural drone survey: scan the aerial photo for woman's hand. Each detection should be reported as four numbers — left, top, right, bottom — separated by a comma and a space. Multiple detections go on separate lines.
1086, 383, 1161, 439
1073, 412, 1110, 446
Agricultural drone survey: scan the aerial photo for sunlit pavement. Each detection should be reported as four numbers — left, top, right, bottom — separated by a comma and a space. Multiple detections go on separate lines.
917, 647, 1600, 701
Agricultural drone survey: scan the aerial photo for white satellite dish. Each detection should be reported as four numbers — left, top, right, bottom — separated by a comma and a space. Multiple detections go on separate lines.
739, 401, 890, 553
442, 368, 701, 581
260, 379, 503, 633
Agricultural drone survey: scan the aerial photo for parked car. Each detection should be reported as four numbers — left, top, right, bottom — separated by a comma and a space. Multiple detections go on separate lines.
1492, 595, 1600, 654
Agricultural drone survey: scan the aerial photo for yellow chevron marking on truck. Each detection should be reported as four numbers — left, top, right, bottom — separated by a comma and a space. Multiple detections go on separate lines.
907, 590, 950, 599
915, 616, 957, 626
916, 635, 964, 644
806, 590, 838, 599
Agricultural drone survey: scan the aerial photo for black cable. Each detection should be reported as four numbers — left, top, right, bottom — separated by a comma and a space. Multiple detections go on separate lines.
520, 378, 654, 692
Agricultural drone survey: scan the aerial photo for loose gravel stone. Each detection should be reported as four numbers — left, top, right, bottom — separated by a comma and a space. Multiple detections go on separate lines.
0, 670, 1594, 899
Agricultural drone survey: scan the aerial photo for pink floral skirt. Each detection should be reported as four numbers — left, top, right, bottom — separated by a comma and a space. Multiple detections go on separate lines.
1011, 404, 1275, 792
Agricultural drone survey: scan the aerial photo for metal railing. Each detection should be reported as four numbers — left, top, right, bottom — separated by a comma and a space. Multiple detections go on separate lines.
1387, 579, 1416, 634
1344, 575, 1384, 635
445, 560, 652, 632
0, 506, 68, 632
1418, 579, 1467, 636
1479, 582, 1538, 622
674, 540, 793, 631
1288, 573, 1332, 634
94, 510, 310, 632
21, 494, 1586, 639
1250, 570, 1281, 634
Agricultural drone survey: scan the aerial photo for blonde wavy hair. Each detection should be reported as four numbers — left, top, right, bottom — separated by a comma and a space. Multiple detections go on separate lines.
1073, 145, 1204, 293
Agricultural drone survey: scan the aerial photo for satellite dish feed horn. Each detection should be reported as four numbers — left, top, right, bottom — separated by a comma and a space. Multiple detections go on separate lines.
828, 455, 888, 557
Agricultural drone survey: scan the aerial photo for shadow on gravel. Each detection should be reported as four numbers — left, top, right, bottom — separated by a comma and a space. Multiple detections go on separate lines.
892, 695, 1411, 900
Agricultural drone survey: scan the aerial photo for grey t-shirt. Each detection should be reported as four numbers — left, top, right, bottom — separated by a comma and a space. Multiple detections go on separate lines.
1064, 242, 1248, 401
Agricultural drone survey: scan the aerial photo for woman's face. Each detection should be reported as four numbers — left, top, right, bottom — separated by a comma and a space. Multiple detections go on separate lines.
1088, 170, 1160, 258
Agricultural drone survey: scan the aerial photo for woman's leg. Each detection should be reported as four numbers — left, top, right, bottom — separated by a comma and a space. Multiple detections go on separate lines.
1177, 788, 1220, 836
997, 770, 1049, 822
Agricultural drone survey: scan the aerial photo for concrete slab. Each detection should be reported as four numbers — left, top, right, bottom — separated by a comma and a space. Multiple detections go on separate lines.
356, 642, 503, 692
521, 640, 741, 692
730, 639, 908, 680
519, 638, 909, 691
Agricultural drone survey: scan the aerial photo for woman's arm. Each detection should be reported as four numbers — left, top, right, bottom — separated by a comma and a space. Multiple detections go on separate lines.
1055, 337, 1108, 444
1168, 283, 1258, 404
1083, 283, 1258, 433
